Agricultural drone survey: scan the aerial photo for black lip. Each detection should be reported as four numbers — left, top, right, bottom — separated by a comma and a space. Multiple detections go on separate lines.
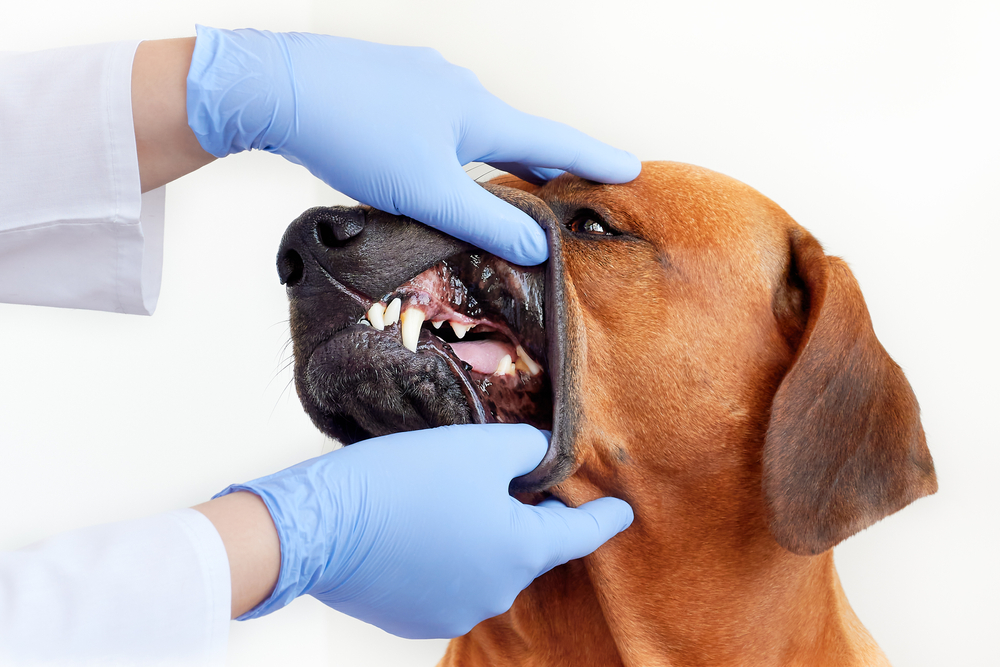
478, 183, 576, 493
417, 329, 491, 424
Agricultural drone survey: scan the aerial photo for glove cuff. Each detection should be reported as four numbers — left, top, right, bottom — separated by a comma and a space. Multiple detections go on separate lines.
186, 25, 296, 158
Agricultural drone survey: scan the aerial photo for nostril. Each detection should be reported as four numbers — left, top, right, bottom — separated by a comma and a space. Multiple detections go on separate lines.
316, 210, 365, 248
278, 249, 304, 286
317, 221, 343, 247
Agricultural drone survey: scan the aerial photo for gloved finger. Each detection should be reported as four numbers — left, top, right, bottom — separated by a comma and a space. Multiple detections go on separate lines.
472, 105, 641, 184
529, 497, 635, 573
535, 497, 570, 510
448, 423, 550, 480
486, 162, 565, 186
405, 165, 549, 265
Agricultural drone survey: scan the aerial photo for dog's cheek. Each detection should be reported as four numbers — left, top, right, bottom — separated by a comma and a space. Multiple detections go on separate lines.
559, 241, 682, 475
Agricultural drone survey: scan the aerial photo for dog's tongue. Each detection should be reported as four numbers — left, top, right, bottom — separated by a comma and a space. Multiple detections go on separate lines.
449, 340, 516, 375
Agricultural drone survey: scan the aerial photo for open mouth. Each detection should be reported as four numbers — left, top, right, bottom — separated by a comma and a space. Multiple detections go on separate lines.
298, 249, 552, 441
353, 253, 552, 430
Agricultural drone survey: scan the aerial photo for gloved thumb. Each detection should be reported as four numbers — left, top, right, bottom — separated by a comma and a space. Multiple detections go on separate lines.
528, 496, 635, 575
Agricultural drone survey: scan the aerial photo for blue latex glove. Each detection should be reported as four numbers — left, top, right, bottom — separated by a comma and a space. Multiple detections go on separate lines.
216, 424, 633, 639
186, 25, 641, 265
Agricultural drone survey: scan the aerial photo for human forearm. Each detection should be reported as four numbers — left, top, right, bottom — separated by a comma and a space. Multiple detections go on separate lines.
192, 491, 280, 619
131, 38, 215, 193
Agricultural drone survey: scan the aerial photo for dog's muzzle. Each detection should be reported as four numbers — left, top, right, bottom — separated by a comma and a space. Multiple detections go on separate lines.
276, 194, 579, 490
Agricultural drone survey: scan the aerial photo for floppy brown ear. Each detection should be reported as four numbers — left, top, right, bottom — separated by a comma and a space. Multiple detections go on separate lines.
763, 228, 937, 556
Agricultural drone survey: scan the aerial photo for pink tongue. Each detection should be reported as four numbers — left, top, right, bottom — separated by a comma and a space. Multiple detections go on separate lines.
449, 340, 515, 374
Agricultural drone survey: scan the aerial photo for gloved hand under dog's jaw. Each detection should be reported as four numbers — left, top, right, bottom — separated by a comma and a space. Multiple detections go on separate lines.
216, 423, 634, 639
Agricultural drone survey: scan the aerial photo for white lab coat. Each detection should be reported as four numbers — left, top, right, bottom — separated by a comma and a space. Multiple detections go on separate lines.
0, 42, 231, 665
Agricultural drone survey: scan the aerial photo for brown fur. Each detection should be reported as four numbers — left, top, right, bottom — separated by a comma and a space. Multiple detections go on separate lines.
440, 162, 935, 666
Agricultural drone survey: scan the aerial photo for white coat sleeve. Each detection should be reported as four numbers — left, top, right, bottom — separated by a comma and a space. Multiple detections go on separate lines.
0, 42, 231, 665
0, 40, 164, 315
0, 509, 231, 666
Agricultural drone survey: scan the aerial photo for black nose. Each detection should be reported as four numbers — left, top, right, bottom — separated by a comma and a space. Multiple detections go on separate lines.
277, 207, 366, 287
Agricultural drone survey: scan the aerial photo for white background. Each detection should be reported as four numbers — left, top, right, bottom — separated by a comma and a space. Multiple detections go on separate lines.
2, 1, 997, 665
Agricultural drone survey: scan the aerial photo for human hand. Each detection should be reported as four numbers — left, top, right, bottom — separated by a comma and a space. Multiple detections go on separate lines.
185, 26, 640, 265
216, 424, 633, 638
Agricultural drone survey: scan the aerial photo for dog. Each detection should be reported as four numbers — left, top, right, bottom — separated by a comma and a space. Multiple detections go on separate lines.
276, 161, 936, 666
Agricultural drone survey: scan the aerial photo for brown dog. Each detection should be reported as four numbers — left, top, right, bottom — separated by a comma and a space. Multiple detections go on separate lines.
277, 161, 936, 666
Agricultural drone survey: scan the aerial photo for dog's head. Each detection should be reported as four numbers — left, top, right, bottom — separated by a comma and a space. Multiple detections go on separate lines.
278, 161, 936, 555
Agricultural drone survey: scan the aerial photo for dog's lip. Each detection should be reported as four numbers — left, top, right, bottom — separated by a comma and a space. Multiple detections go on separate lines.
329, 314, 524, 428
415, 328, 490, 424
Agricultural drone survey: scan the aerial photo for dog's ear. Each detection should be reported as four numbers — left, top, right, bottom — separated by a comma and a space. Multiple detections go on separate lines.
762, 227, 937, 556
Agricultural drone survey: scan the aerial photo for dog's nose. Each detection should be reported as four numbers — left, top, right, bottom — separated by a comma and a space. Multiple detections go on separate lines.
277, 208, 366, 287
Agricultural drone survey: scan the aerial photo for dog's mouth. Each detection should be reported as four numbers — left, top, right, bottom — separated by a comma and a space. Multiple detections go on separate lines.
285, 186, 573, 491
298, 249, 551, 441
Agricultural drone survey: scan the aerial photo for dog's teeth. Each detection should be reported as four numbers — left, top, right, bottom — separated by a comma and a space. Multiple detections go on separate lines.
451, 322, 470, 339
384, 298, 402, 327
515, 345, 542, 376
359, 318, 372, 327
400, 308, 424, 352
495, 354, 513, 376
366, 303, 386, 331
431, 320, 444, 329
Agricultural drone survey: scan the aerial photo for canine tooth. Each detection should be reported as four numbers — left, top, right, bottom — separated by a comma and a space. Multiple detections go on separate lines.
384, 298, 401, 326
515, 345, 542, 376
451, 322, 470, 339
431, 320, 444, 329
495, 354, 513, 376
400, 308, 424, 352
367, 303, 386, 331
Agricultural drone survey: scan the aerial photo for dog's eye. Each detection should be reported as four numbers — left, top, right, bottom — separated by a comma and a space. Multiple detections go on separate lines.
566, 210, 619, 237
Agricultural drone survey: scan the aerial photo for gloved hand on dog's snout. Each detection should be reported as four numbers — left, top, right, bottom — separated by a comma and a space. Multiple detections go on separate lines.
185, 25, 640, 266
216, 424, 633, 639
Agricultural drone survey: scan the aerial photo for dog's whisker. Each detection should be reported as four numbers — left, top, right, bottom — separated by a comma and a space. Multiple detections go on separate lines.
474, 167, 503, 183
275, 336, 294, 364
270, 358, 294, 379
268, 376, 298, 423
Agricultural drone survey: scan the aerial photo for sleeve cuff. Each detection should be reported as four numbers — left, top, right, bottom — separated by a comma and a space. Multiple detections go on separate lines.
0, 40, 164, 315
